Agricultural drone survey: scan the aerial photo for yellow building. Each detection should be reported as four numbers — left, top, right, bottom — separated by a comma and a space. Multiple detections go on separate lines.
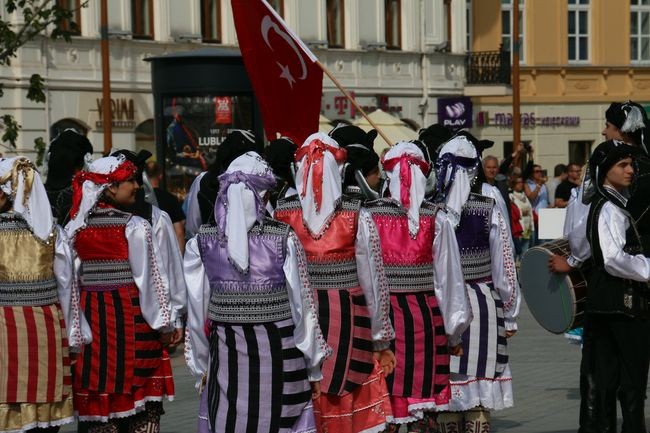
466, 0, 650, 171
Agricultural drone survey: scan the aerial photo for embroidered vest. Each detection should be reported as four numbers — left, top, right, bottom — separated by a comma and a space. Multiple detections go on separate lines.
0, 214, 58, 306
587, 195, 649, 318
365, 199, 437, 293
456, 193, 494, 283
275, 196, 361, 290
75, 207, 135, 290
198, 218, 293, 323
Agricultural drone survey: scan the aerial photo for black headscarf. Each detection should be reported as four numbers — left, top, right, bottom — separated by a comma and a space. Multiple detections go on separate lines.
45, 129, 93, 191
198, 130, 258, 223
110, 149, 154, 221
418, 123, 454, 158
588, 139, 639, 207
265, 137, 297, 187
329, 124, 380, 188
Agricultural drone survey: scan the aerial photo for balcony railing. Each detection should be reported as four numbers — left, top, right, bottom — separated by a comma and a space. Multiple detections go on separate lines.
466, 47, 511, 86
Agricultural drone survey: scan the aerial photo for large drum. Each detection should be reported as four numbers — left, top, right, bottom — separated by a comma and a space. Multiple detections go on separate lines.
520, 238, 588, 334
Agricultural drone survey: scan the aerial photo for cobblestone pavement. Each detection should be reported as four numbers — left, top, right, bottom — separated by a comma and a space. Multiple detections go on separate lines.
61, 301, 649, 432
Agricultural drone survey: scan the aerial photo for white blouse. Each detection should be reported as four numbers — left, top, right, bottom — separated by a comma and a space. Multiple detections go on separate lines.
183, 231, 331, 387
66, 215, 176, 349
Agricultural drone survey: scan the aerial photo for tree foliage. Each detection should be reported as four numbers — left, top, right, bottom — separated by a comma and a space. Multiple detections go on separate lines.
0, 0, 86, 160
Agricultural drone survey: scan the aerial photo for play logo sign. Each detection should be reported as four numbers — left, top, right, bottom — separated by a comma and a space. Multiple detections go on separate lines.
437, 96, 473, 131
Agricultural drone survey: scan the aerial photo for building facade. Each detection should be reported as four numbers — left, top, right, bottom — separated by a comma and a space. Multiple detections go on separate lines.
467, 0, 650, 170
0, 0, 472, 162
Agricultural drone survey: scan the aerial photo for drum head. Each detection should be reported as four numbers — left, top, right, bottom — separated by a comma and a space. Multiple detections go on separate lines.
520, 246, 577, 334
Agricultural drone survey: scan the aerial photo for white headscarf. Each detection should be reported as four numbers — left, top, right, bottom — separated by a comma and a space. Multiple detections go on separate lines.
215, 152, 276, 273
436, 135, 480, 226
295, 132, 348, 235
0, 157, 53, 241
382, 141, 430, 236
65, 155, 137, 238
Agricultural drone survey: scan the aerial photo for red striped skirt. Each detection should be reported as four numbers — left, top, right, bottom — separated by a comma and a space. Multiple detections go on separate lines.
387, 292, 450, 419
0, 303, 72, 404
316, 287, 375, 396
73, 285, 174, 420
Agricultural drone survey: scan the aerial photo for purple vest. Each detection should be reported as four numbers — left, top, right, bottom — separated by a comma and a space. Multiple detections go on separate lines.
198, 218, 293, 324
456, 193, 494, 283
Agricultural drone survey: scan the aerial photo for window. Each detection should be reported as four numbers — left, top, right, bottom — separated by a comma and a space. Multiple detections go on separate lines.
326, 0, 345, 48
568, 0, 589, 63
501, 0, 524, 63
267, 0, 284, 16
466, 0, 472, 51
201, 0, 221, 43
385, 0, 401, 49
631, 0, 650, 63
131, 0, 154, 40
56, 0, 81, 35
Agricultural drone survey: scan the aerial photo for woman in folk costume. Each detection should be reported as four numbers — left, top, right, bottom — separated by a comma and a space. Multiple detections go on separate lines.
274, 132, 395, 433
183, 151, 331, 433
434, 133, 520, 433
371, 140, 459, 431
65, 155, 177, 433
360, 142, 471, 432
0, 157, 75, 433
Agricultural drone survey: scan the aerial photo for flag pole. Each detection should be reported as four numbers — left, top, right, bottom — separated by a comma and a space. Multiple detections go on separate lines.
316, 60, 394, 147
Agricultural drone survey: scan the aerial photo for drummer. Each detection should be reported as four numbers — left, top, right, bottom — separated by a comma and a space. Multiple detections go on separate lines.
548, 101, 650, 433
583, 140, 650, 432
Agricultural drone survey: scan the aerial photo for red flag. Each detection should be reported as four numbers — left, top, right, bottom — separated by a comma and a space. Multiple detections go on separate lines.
231, 0, 323, 144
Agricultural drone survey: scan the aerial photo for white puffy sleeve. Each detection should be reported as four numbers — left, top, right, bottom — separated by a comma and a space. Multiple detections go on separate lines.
185, 172, 206, 239
56, 227, 92, 350
433, 210, 472, 346
489, 205, 521, 331
152, 207, 187, 327
564, 187, 591, 267
183, 236, 211, 386
125, 216, 173, 331
598, 202, 650, 281
283, 231, 332, 381
354, 209, 395, 351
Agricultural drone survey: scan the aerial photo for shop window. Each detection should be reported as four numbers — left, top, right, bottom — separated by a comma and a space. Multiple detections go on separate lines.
327, 0, 345, 48
268, 0, 284, 16
568, 140, 591, 167
385, 0, 401, 50
132, 0, 154, 40
631, 0, 650, 63
501, 0, 525, 63
568, 0, 589, 63
201, 0, 221, 43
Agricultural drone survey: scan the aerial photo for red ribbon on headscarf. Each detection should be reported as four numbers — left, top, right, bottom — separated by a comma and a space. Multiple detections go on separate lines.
69, 160, 137, 219
382, 154, 430, 208
295, 139, 347, 212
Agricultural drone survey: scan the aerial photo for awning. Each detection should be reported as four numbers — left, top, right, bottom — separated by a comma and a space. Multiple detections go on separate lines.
353, 109, 418, 156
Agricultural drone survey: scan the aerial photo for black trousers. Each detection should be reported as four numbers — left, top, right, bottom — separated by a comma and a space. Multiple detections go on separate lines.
589, 313, 649, 433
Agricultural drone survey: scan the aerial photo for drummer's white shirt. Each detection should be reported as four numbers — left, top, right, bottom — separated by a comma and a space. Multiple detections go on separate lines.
564, 186, 591, 267
597, 201, 650, 282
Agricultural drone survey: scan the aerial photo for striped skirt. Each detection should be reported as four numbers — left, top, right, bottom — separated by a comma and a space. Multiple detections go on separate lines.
0, 304, 74, 431
74, 285, 174, 421
207, 318, 315, 433
387, 292, 450, 422
450, 281, 508, 379
317, 287, 375, 396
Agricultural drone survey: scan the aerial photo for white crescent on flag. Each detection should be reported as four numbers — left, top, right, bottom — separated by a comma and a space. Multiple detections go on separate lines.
261, 15, 308, 88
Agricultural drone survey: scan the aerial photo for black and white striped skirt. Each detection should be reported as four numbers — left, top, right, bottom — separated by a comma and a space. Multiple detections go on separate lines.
206, 318, 315, 433
450, 281, 508, 378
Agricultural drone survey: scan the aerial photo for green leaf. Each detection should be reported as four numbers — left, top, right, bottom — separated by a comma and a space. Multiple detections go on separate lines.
26, 74, 46, 103
33, 136, 46, 166
1, 115, 21, 148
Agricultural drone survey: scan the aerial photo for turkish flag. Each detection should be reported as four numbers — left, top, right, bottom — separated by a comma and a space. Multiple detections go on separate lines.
231, 0, 323, 144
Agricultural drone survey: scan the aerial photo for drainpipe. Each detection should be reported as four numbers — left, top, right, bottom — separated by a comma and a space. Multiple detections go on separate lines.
419, 0, 429, 128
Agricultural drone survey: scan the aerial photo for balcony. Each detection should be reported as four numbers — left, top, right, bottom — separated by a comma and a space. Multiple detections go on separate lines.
464, 47, 512, 97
